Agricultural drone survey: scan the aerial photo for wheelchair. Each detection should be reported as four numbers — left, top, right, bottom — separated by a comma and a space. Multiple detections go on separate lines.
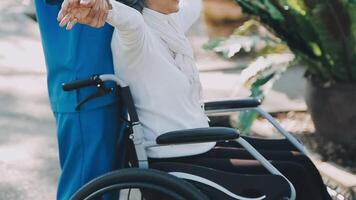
62, 74, 315, 200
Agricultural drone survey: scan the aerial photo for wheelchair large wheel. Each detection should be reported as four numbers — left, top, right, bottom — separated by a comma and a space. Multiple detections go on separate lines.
70, 168, 209, 200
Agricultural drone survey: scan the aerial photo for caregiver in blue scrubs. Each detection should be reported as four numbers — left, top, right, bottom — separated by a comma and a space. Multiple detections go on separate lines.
34, 0, 126, 199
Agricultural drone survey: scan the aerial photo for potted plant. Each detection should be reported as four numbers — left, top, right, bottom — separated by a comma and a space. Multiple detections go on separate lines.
232, 0, 356, 163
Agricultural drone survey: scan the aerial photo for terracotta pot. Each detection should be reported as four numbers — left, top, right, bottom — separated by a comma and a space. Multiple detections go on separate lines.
203, 0, 248, 38
305, 78, 356, 155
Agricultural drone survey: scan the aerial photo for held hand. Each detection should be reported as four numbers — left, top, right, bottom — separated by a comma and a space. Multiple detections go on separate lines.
57, 0, 112, 29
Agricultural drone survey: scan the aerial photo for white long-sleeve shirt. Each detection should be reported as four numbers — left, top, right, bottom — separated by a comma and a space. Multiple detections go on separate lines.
106, 0, 215, 158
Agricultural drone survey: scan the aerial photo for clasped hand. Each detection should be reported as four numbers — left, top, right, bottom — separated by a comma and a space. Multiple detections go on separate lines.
57, 0, 112, 30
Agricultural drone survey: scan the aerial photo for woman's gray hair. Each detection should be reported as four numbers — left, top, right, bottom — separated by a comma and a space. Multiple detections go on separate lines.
118, 0, 146, 12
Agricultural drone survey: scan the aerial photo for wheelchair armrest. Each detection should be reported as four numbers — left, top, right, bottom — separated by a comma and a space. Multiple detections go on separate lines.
204, 98, 261, 111
156, 127, 239, 145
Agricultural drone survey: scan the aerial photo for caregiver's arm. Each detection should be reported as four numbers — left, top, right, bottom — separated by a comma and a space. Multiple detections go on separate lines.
106, 0, 145, 46
177, 0, 202, 33
57, 0, 109, 28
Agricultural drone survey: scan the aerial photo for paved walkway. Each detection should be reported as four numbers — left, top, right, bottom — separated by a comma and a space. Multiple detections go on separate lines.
0, 1, 58, 199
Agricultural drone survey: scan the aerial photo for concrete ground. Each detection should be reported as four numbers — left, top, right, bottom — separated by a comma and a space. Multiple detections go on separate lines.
1, 1, 353, 200
0, 0, 58, 199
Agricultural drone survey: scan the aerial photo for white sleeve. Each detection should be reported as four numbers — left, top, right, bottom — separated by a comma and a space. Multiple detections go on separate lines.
106, 0, 146, 46
177, 0, 202, 33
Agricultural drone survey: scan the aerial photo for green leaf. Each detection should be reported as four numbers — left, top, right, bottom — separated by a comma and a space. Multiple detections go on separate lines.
309, 1, 354, 81
203, 38, 226, 50
285, 0, 307, 15
238, 110, 260, 135
346, 2, 356, 77
234, 0, 356, 82
256, 43, 289, 57
251, 72, 276, 89
233, 19, 262, 36
237, 71, 281, 135
263, 0, 285, 20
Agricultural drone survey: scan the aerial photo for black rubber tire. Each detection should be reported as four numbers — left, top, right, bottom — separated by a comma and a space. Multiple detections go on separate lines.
70, 168, 209, 200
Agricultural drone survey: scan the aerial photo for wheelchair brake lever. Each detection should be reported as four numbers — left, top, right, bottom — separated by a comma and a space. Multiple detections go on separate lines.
75, 84, 114, 111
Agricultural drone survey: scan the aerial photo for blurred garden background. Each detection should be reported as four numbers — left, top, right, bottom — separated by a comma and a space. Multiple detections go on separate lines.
0, 0, 355, 199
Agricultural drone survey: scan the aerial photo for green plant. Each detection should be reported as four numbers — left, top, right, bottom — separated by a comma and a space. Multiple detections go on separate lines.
204, 19, 293, 134
234, 0, 356, 84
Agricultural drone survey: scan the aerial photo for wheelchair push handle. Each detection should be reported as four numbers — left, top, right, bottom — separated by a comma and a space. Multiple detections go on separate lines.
62, 75, 102, 91
62, 75, 113, 111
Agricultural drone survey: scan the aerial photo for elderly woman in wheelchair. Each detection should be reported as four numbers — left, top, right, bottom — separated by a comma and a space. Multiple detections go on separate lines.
60, 0, 332, 199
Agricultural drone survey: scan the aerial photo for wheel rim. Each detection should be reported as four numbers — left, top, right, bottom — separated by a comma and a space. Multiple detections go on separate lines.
84, 182, 187, 200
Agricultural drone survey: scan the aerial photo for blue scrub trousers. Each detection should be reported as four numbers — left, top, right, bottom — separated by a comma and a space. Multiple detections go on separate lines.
54, 102, 126, 200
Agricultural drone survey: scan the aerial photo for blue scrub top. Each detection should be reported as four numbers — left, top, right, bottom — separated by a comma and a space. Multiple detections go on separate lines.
35, 0, 118, 112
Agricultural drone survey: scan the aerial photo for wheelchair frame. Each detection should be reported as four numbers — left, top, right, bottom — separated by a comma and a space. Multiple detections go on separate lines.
63, 74, 310, 200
